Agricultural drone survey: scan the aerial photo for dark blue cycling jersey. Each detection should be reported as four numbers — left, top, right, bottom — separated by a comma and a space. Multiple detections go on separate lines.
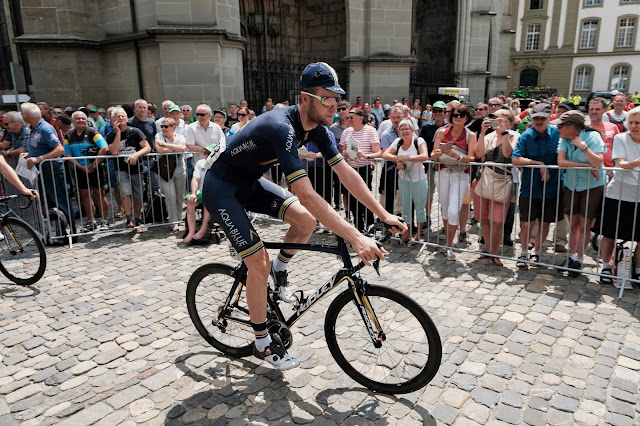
203, 106, 344, 259
210, 106, 343, 183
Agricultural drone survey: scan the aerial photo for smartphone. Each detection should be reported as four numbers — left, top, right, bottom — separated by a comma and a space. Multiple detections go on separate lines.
490, 119, 499, 128
440, 141, 453, 151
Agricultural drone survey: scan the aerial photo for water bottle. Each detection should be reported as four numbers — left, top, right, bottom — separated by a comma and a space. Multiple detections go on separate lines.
614, 243, 633, 289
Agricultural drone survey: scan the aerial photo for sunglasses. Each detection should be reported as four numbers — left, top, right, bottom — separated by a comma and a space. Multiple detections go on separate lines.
489, 103, 503, 107
301, 91, 340, 107
445, 110, 452, 114
476, 108, 486, 111
451, 113, 464, 118
160, 124, 174, 128
237, 113, 247, 117
432, 108, 445, 113
337, 107, 347, 112
181, 109, 191, 112
347, 116, 357, 120
196, 112, 208, 117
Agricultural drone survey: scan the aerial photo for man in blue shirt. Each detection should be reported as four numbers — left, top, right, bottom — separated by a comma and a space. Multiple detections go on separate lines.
21, 102, 76, 234
1, 111, 30, 164
512, 103, 563, 267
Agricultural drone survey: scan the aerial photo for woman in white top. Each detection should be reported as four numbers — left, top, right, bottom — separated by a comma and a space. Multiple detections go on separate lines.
598, 107, 640, 284
382, 119, 429, 244
155, 117, 187, 231
230, 107, 249, 134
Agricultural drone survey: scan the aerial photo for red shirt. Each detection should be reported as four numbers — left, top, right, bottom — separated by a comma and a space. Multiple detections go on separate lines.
353, 102, 364, 109
592, 122, 620, 167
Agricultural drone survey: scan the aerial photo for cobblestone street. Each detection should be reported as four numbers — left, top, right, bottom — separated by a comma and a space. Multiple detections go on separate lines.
1, 220, 640, 425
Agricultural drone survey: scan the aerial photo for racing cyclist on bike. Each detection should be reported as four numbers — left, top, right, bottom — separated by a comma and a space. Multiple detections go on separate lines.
202, 62, 406, 371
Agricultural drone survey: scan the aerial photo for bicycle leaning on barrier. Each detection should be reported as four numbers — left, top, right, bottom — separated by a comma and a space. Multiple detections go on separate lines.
186, 222, 442, 394
0, 194, 47, 286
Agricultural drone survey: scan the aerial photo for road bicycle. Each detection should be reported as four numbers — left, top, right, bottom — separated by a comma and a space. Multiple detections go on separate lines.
0, 194, 46, 285
186, 223, 442, 394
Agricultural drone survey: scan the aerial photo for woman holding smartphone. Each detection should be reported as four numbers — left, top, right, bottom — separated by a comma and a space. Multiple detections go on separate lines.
431, 104, 477, 260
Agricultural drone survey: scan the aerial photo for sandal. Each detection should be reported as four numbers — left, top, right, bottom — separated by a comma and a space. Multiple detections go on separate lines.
492, 257, 504, 267
446, 248, 456, 261
476, 254, 488, 260
529, 254, 540, 263
600, 268, 613, 285
516, 255, 528, 268
527, 242, 535, 250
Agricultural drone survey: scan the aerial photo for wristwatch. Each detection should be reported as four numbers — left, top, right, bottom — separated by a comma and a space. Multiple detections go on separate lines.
501, 131, 509, 136
457, 155, 463, 162
581, 145, 588, 152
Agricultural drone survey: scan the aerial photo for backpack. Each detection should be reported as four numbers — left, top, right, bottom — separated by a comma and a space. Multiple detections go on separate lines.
143, 190, 169, 224
606, 112, 626, 133
45, 207, 70, 246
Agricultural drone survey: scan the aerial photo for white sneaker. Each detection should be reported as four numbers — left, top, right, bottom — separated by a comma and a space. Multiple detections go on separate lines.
253, 333, 300, 370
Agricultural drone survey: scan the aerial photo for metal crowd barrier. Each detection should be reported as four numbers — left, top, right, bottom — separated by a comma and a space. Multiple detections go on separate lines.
297, 158, 640, 297
0, 169, 45, 236
37, 152, 186, 243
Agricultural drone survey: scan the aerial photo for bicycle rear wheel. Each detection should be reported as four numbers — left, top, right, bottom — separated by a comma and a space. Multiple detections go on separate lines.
0, 217, 46, 286
186, 263, 254, 357
325, 285, 442, 394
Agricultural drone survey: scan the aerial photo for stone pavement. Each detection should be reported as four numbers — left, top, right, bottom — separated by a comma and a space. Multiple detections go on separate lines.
1, 221, 640, 426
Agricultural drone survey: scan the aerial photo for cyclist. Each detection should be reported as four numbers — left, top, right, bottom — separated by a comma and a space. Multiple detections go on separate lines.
0, 155, 38, 200
202, 62, 406, 371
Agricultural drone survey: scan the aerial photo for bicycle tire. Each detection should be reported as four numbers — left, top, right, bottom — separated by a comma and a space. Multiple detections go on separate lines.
0, 217, 46, 286
325, 285, 442, 394
186, 263, 254, 357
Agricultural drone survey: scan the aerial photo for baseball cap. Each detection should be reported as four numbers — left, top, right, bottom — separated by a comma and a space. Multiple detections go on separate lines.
213, 109, 225, 117
349, 107, 367, 117
433, 101, 447, 109
530, 103, 551, 118
203, 143, 218, 153
168, 105, 181, 113
300, 62, 345, 95
89, 106, 98, 113
557, 102, 575, 112
550, 110, 585, 127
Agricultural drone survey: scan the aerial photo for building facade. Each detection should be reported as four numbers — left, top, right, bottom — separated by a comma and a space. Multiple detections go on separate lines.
0, 1, 512, 111
509, 0, 639, 99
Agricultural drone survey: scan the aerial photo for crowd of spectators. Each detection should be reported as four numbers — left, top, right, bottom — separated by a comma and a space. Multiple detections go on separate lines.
0, 90, 639, 285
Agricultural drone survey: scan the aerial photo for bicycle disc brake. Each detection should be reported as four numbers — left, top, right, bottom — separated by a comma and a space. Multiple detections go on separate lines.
268, 320, 293, 350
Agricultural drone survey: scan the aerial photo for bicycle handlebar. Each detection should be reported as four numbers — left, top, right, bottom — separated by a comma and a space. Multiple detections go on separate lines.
0, 193, 36, 210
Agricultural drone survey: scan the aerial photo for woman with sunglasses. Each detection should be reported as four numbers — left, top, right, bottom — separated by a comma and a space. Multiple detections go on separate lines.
230, 107, 250, 134
431, 104, 477, 260
155, 118, 187, 232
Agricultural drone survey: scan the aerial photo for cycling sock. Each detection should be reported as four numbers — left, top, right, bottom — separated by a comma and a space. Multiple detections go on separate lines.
272, 250, 294, 272
252, 321, 272, 352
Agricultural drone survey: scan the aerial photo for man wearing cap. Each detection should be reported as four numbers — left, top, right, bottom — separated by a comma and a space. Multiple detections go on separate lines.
186, 105, 226, 164
512, 103, 564, 268
88, 106, 107, 136
556, 110, 606, 277
212, 109, 231, 136
201, 62, 405, 371
419, 100, 448, 222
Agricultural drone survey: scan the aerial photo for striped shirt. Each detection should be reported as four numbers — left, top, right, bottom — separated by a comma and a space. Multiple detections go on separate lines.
339, 126, 380, 168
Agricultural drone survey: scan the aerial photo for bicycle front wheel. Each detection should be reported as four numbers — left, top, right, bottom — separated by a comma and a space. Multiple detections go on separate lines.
325, 285, 442, 394
186, 263, 254, 357
0, 217, 46, 286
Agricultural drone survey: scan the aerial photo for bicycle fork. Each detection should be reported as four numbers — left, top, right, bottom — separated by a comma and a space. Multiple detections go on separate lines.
2, 224, 23, 255
349, 277, 386, 348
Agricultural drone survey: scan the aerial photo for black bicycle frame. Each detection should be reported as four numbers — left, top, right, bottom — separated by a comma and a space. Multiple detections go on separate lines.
220, 236, 384, 343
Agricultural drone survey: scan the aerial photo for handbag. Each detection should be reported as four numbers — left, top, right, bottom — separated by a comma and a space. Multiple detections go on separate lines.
151, 137, 177, 181
474, 164, 513, 203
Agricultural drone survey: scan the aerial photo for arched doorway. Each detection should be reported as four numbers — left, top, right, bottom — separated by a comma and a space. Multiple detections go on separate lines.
520, 68, 538, 87
239, 0, 348, 112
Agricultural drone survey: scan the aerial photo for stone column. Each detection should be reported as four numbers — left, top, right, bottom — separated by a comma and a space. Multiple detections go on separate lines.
344, 0, 414, 105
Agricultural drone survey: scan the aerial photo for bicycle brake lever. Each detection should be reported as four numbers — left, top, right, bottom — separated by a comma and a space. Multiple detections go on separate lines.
373, 257, 381, 276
